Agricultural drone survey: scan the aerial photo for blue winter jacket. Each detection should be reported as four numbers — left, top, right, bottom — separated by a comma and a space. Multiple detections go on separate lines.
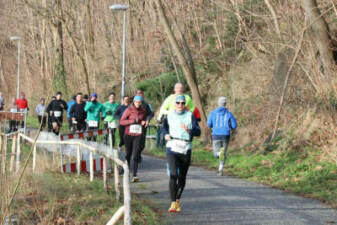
67, 100, 75, 119
207, 107, 237, 140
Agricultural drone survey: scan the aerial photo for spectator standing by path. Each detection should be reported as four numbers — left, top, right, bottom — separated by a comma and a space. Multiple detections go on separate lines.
70, 93, 87, 132
103, 92, 119, 146
135, 90, 153, 155
120, 95, 146, 182
67, 95, 76, 131
36, 98, 46, 129
85, 93, 104, 141
162, 95, 201, 213
8, 97, 18, 132
207, 97, 237, 176
0, 92, 4, 111
16, 92, 28, 129
114, 96, 130, 149
47, 92, 68, 135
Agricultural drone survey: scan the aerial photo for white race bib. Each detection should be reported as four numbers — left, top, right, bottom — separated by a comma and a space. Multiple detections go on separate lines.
108, 121, 117, 128
167, 139, 190, 154
54, 111, 62, 117
129, 124, 142, 134
72, 120, 78, 124
88, 120, 98, 127
10, 108, 17, 113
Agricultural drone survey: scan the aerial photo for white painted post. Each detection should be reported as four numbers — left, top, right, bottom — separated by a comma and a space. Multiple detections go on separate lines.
2, 136, 8, 174
32, 144, 36, 172
89, 151, 93, 182
16, 134, 21, 172
60, 144, 64, 173
103, 156, 107, 190
77, 145, 81, 175
10, 134, 17, 172
115, 160, 120, 201
123, 163, 132, 225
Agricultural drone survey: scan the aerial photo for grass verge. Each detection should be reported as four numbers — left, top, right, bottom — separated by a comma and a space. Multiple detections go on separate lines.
2, 141, 161, 225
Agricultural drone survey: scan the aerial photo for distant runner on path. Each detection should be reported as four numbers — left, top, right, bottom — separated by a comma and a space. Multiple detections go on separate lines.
103, 92, 119, 146
120, 95, 147, 183
207, 97, 237, 176
84, 93, 104, 141
157, 82, 195, 123
69, 93, 87, 132
162, 95, 201, 213
46, 92, 67, 135
114, 96, 130, 149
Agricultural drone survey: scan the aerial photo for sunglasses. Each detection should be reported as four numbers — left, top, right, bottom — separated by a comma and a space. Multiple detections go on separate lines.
175, 101, 186, 105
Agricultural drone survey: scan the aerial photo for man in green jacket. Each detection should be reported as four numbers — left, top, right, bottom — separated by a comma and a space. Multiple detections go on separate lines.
84, 93, 104, 141
103, 92, 120, 146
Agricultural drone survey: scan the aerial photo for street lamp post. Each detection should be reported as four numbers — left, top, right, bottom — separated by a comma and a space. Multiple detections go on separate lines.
110, 4, 128, 103
10, 36, 21, 99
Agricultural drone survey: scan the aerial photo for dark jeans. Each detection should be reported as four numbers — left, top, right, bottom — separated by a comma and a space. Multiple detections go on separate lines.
38, 115, 46, 128
104, 123, 116, 146
68, 118, 72, 131
140, 127, 147, 152
118, 125, 126, 147
87, 123, 99, 141
167, 150, 191, 201
124, 134, 142, 177
9, 120, 17, 132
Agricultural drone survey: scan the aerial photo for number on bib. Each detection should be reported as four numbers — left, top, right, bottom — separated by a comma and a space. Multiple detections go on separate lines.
54, 111, 62, 117
88, 120, 98, 127
130, 124, 142, 134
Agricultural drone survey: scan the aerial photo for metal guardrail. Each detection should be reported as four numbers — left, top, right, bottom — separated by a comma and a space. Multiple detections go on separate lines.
0, 131, 132, 225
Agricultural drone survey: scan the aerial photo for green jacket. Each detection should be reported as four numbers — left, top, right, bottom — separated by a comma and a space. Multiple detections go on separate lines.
84, 101, 104, 122
103, 101, 119, 122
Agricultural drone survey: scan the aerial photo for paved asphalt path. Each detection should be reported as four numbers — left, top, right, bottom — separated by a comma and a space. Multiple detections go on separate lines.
132, 154, 337, 225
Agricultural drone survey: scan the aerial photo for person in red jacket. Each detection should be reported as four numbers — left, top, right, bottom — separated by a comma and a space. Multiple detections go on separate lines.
16, 92, 28, 128
193, 107, 201, 122
120, 95, 146, 182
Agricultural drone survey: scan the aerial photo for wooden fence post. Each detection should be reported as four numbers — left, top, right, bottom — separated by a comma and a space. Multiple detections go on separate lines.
10, 134, 17, 172
103, 156, 107, 190
114, 151, 120, 201
90, 151, 93, 182
16, 134, 21, 172
32, 144, 36, 172
77, 145, 81, 175
60, 144, 64, 173
2, 136, 8, 174
123, 163, 132, 225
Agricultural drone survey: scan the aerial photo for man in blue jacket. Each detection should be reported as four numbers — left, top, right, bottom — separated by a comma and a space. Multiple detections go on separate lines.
207, 97, 237, 176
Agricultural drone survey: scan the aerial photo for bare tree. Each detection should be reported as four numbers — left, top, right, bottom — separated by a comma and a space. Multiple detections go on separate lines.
301, 0, 335, 76
153, 0, 210, 144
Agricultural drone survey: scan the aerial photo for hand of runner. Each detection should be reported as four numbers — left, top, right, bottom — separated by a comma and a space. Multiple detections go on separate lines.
141, 120, 146, 126
181, 124, 190, 133
165, 134, 171, 141
145, 120, 149, 127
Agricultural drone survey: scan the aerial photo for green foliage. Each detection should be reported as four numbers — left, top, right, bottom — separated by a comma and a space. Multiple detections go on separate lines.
135, 71, 187, 107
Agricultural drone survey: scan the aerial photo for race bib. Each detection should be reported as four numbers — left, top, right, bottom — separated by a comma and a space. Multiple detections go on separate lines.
108, 121, 117, 128
129, 124, 142, 134
72, 120, 78, 124
167, 139, 190, 154
88, 120, 98, 127
54, 111, 62, 117
10, 108, 17, 113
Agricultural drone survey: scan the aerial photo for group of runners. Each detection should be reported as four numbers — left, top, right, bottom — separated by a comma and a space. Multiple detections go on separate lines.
0, 83, 237, 213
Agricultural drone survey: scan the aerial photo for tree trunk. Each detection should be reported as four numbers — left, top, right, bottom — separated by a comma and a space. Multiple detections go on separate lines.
153, 0, 210, 144
302, 0, 335, 76
53, 0, 67, 95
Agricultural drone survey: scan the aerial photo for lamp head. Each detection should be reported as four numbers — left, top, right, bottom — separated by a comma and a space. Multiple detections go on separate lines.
10, 36, 21, 41
109, 4, 128, 11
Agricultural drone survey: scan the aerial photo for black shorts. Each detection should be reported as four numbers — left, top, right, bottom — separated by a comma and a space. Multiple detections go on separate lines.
50, 116, 63, 127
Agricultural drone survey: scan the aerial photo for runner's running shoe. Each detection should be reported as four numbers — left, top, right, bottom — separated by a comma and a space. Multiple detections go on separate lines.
168, 202, 177, 213
175, 200, 181, 212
